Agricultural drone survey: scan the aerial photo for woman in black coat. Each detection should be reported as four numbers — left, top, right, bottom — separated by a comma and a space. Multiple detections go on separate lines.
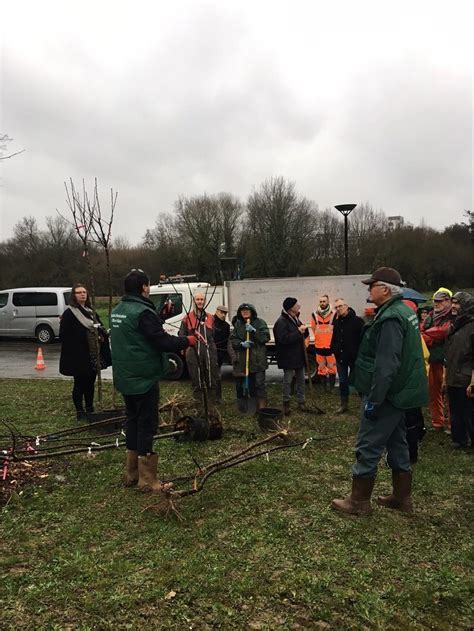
59, 284, 111, 420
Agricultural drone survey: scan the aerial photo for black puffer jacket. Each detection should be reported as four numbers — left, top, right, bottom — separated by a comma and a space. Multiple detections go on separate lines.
330, 307, 364, 364
273, 310, 309, 370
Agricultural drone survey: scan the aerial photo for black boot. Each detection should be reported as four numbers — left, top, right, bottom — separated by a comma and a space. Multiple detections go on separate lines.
336, 396, 349, 414
76, 409, 87, 422
328, 374, 336, 393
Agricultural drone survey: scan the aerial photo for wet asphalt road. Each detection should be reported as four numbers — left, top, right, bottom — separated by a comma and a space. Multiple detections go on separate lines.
0, 339, 285, 383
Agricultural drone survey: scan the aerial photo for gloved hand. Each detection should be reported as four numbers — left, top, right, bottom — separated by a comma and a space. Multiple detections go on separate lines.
240, 340, 254, 349
187, 335, 197, 347
245, 323, 256, 333
364, 401, 378, 420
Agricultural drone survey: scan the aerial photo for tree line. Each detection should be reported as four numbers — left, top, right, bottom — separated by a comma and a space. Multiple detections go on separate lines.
1, 177, 472, 295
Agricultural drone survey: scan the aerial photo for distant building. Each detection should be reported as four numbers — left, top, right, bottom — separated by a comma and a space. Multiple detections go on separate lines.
387, 215, 404, 230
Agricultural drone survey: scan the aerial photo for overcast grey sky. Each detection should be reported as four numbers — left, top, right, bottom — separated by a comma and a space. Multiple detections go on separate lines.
1, 0, 472, 245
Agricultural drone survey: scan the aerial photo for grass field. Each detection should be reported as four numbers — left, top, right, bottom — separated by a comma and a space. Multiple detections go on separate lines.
1, 378, 472, 630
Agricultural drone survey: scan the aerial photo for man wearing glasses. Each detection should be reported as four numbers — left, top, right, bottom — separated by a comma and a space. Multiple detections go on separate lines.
330, 299, 364, 413
332, 267, 428, 516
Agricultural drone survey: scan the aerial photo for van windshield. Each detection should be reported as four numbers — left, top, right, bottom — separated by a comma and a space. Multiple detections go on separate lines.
64, 291, 71, 305
0, 293, 8, 308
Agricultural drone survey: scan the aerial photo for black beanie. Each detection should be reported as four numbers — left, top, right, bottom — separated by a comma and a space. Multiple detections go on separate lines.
283, 297, 297, 311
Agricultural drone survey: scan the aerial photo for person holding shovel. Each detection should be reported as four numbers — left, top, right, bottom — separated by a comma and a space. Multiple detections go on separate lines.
230, 303, 270, 412
273, 297, 310, 416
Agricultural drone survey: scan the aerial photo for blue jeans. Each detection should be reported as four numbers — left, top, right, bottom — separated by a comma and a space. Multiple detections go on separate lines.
336, 361, 351, 398
282, 367, 305, 403
352, 397, 411, 478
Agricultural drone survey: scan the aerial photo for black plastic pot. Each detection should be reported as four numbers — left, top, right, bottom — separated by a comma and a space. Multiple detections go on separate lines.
174, 416, 210, 442
258, 407, 283, 432
87, 409, 126, 433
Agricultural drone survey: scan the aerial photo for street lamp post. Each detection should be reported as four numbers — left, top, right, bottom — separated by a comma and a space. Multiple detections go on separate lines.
334, 204, 357, 275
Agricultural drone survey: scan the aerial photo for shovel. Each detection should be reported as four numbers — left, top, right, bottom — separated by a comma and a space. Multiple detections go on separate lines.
303, 336, 325, 415
236, 321, 258, 414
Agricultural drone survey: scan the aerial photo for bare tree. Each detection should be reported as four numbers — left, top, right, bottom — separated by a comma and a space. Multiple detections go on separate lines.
246, 177, 317, 277
59, 179, 104, 404
86, 179, 118, 322
0, 134, 25, 160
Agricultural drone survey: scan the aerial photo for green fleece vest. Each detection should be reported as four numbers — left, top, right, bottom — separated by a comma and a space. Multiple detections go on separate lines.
353, 295, 428, 409
110, 295, 168, 395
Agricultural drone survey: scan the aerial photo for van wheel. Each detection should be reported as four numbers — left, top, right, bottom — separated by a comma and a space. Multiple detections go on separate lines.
164, 353, 184, 380
36, 325, 54, 344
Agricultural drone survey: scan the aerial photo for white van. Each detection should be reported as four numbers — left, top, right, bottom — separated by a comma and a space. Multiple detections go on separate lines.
0, 287, 71, 343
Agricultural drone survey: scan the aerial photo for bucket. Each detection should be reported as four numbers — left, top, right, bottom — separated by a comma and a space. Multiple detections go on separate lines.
258, 407, 283, 432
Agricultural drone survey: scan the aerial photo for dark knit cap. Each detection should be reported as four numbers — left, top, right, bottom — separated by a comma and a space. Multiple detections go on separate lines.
283, 297, 297, 311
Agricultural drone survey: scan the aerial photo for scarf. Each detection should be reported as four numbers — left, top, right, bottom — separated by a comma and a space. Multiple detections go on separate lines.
69, 305, 95, 330
317, 304, 331, 318
69, 306, 102, 367
432, 305, 452, 327
284, 310, 302, 327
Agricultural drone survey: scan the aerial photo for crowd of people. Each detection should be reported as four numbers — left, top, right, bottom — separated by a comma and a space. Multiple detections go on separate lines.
58, 268, 473, 511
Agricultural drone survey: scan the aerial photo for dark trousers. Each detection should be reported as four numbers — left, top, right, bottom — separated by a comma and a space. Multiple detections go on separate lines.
447, 386, 473, 447
352, 397, 411, 478
405, 408, 426, 464
336, 360, 353, 398
235, 371, 266, 399
72, 372, 97, 411
123, 384, 159, 456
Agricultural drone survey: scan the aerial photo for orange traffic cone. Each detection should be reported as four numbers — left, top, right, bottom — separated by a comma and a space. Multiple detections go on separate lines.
35, 347, 47, 371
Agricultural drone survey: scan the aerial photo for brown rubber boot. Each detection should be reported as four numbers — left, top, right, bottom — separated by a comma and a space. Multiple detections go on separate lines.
137, 453, 171, 494
377, 471, 413, 513
123, 450, 139, 487
336, 396, 349, 414
283, 401, 291, 416
331, 477, 375, 515
297, 402, 308, 412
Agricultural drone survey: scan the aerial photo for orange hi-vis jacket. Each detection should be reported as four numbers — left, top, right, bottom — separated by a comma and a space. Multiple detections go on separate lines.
311, 310, 335, 352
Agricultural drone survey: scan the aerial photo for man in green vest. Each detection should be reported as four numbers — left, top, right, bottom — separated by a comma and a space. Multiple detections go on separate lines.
111, 270, 196, 493
332, 267, 428, 516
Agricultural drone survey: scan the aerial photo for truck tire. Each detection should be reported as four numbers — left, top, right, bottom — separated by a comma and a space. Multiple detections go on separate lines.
36, 325, 55, 344
164, 353, 184, 380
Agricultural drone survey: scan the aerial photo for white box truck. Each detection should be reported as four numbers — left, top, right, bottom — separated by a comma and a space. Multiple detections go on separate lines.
149, 275, 369, 378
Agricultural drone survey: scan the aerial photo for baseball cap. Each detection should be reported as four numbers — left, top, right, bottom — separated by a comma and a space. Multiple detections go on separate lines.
362, 267, 403, 287
432, 287, 452, 301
